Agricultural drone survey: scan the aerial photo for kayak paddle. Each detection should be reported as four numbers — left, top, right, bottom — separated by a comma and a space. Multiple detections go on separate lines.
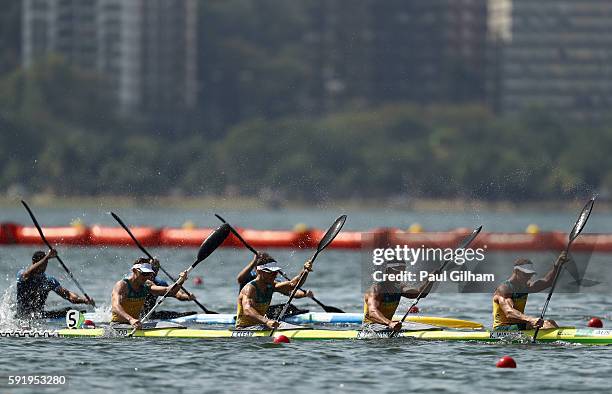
128, 223, 230, 337
391, 225, 483, 338
111, 212, 218, 314
21, 200, 95, 306
215, 214, 345, 313
532, 197, 595, 343
269, 215, 347, 337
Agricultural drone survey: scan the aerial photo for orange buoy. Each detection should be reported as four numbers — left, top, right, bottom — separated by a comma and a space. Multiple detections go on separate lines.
193, 276, 203, 286
408, 306, 420, 314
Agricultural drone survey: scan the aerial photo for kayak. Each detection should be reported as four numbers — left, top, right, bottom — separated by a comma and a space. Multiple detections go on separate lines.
71, 312, 484, 329
5, 327, 611, 345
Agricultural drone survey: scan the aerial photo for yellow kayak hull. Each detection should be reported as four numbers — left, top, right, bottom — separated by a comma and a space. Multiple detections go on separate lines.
54, 327, 612, 344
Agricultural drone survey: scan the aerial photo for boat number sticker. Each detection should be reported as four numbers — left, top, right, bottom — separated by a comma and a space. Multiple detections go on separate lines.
575, 329, 611, 337
66, 310, 83, 329
231, 331, 255, 337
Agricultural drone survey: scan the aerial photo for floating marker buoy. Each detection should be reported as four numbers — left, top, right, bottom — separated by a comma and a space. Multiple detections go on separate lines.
408, 223, 423, 233
496, 356, 516, 368
293, 223, 309, 233
193, 276, 203, 286
82, 319, 95, 329
408, 306, 420, 314
273, 335, 290, 344
182, 220, 196, 230
588, 317, 603, 328
525, 224, 540, 234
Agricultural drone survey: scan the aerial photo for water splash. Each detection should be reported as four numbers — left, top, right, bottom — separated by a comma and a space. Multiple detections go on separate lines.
0, 283, 20, 330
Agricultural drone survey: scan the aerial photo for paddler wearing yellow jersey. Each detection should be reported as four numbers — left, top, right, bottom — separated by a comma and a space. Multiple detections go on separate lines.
363, 261, 437, 332
111, 259, 188, 329
236, 260, 313, 329
492, 252, 568, 331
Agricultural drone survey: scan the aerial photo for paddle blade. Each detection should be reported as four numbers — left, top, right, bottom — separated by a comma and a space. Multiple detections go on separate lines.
568, 197, 595, 243
321, 305, 345, 313
317, 215, 347, 252
195, 224, 231, 264
457, 225, 483, 249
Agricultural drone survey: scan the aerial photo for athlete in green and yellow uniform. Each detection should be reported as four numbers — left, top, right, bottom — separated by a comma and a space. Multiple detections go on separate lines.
236, 260, 313, 329
111, 259, 188, 329
492, 252, 568, 331
363, 261, 437, 332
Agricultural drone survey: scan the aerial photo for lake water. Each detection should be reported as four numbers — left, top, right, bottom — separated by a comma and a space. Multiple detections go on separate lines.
0, 207, 611, 394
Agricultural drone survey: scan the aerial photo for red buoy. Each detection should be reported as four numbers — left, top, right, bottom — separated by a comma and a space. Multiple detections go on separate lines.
588, 317, 603, 328
496, 356, 516, 368
273, 335, 290, 344
408, 306, 420, 314
193, 276, 203, 286
83, 319, 95, 329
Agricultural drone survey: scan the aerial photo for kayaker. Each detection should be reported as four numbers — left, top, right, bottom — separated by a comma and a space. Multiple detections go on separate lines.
111, 260, 188, 329
492, 252, 569, 331
236, 252, 311, 317
235, 260, 313, 329
16, 249, 95, 319
363, 261, 437, 332
141, 258, 198, 320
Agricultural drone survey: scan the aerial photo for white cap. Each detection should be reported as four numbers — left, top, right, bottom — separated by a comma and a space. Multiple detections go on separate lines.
257, 262, 283, 273
133, 263, 155, 273
514, 262, 536, 274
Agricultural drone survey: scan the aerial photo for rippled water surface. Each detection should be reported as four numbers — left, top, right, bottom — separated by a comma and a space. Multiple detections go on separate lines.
1, 207, 611, 393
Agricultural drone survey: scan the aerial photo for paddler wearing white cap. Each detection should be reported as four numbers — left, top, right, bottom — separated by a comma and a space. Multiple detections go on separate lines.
492, 252, 569, 331
235, 259, 313, 330
363, 260, 438, 332
110, 258, 189, 329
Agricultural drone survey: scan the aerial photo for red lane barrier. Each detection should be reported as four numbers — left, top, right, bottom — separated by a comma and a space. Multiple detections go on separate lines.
328, 231, 362, 249
0, 223, 18, 244
554, 232, 612, 252
390, 229, 461, 249
14, 226, 90, 245
89, 225, 160, 247
4, 221, 612, 251
477, 232, 557, 251
239, 229, 301, 249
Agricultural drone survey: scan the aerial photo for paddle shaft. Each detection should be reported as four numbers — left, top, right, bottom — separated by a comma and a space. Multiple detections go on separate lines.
111, 213, 216, 314
130, 266, 193, 336
21, 201, 94, 306
127, 223, 230, 336
533, 198, 595, 343
269, 215, 347, 337
531, 241, 575, 342
390, 226, 483, 338
398, 260, 451, 325
269, 256, 313, 336
216, 214, 344, 313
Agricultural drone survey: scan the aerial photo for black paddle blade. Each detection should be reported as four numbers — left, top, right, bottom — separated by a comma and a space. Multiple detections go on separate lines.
457, 225, 483, 249
568, 197, 595, 243
317, 215, 347, 252
194, 223, 231, 264
321, 305, 345, 313
214, 214, 227, 224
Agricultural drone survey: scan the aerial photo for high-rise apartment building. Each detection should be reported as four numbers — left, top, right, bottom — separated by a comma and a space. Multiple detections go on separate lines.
306, 0, 488, 111
22, 0, 197, 115
488, 0, 612, 120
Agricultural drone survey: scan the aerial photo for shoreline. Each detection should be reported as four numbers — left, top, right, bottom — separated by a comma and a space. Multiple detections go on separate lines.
0, 195, 608, 213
